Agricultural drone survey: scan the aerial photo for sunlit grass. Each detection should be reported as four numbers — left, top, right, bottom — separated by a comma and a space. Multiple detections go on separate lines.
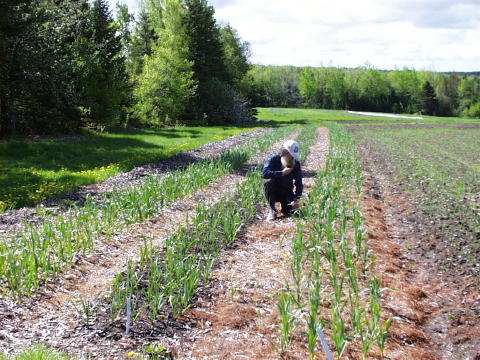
257, 107, 480, 125
0, 125, 262, 212
0, 346, 72, 360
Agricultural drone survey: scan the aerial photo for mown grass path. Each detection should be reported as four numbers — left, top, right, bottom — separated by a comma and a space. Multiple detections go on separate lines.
0, 129, 301, 358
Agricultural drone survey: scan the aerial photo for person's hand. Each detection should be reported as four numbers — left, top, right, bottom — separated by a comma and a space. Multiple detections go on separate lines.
282, 167, 293, 176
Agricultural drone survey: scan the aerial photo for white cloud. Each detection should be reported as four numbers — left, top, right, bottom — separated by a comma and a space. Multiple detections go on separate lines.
109, 0, 480, 71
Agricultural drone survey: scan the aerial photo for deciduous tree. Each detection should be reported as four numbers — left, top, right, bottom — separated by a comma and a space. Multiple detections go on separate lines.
134, 0, 197, 126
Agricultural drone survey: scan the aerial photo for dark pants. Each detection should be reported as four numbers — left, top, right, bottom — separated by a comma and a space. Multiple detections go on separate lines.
264, 179, 295, 215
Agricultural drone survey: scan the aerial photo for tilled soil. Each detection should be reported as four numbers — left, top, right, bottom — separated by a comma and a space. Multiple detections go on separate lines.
0, 129, 298, 359
360, 155, 480, 359
352, 126, 480, 282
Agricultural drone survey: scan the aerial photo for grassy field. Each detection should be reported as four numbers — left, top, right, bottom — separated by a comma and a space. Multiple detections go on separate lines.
0, 125, 261, 212
257, 107, 480, 125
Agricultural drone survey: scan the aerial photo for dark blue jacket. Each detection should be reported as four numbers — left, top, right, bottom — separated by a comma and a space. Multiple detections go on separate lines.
262, 154, 303, 200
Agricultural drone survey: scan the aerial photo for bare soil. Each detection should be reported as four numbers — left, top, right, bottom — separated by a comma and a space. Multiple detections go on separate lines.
360, 155, 480, 359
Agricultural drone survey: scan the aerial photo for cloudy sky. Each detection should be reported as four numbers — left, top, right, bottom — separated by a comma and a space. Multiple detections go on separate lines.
108, 0, 480, 72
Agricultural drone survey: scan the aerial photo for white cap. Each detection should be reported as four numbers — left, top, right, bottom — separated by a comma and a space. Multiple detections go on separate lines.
283, 140, 300, 160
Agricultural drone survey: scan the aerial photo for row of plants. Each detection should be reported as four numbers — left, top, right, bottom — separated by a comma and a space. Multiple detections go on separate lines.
83, 125, 319, 332
0, 125, 317, 359
0, 126, 295, 299
105, 171, 264, 324
278, 124, 391, 359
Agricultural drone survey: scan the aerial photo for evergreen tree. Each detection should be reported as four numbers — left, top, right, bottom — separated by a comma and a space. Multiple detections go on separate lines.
134, 0, 197, 126
183, 0, 226, 83
1, 0, 89, 136
0, 0, 13, 137
80, 0, 130, 129
219, 23, 250, 88
0, 0, 37, 136
128, 7, 157, 77
183, 0, 227, 121
421, 80, 438, 115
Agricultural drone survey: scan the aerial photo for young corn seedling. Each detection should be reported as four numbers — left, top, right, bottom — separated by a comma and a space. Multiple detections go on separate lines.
307, 289, 319, 359
291, 224, 305, 305
378, 317, 392, 358
331, 304, 348, 358
278, 291, 296, 353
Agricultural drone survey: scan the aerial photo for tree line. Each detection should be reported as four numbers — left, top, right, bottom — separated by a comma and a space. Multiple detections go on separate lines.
2, 0, 479, 139
0, 0, 252, 137
247, 65, 480, 118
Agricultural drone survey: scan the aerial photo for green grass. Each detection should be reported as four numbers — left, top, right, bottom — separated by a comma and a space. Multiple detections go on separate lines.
0, 125, 261, 212
257, 107, 480, 125
0, 346, 72, 360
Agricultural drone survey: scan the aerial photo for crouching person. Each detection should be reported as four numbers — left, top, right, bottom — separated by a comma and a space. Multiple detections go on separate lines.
262, 140, 303, 221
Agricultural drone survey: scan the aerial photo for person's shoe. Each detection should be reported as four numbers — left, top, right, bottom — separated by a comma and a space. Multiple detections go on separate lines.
267, 209, 276, 221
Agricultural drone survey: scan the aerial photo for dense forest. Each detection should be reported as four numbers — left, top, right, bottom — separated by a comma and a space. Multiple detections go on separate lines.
1, 0, 479, 138
0, 0, 252, 137
247, 65, 480, 118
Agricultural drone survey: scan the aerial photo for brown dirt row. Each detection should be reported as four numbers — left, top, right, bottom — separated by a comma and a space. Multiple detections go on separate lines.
174, 128, 329, 359
0, 129, 300, 358
362, 171, 480, 359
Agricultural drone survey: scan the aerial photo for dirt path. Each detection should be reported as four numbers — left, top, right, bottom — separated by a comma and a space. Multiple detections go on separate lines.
175, 128, 329, 359
0, 130, 300, 358
362, 171, 480, 360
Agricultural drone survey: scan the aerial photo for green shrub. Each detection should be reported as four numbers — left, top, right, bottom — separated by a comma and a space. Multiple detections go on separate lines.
466, 101, 480, 118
